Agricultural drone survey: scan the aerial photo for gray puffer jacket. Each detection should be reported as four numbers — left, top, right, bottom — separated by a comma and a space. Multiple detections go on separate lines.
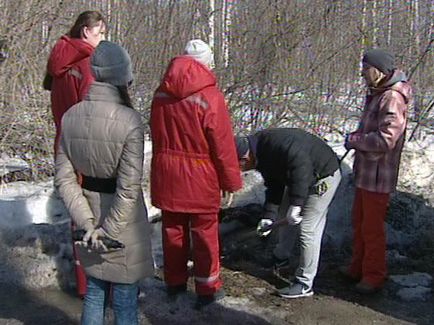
55, 81, 154, 284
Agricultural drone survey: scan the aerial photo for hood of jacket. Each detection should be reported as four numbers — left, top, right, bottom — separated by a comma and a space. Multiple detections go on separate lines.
47, 35, 94, 78
370, 69, 412, 104
158, 55, 216, 99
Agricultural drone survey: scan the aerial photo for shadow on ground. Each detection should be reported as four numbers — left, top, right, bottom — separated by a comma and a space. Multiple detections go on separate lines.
0, 265, 79, 324
0, 188, 80, 324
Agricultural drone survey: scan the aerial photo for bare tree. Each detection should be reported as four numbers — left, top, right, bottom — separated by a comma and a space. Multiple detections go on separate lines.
0, 0, 432, 180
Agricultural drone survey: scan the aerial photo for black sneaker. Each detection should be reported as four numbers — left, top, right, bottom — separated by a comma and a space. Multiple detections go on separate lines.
167, 284, 187, 297
195, 289, 225, 309
278, 283, 313, 299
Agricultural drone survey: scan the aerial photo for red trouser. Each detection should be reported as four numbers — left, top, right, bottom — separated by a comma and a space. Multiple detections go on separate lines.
71, 222, 87, 297
349, 188, 390, 287
162, 211, 222, 295
56, 149, 87, 297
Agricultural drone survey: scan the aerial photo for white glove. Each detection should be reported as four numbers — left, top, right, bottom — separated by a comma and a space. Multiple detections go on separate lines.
79, 227, 94, 248
83, 228, 108, 251
221, 191, 234, 208
286, 206, 302, 225
256, 218, 274, 237
263, 203, 279, 221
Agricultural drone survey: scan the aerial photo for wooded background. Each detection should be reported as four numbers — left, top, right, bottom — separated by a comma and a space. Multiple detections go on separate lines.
0, 0, 432, 178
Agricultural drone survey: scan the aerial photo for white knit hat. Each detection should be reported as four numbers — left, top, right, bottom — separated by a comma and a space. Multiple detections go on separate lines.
184, 39, 214, 68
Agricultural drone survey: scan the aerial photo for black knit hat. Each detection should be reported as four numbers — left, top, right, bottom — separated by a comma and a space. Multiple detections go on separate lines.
362, 49, 395, 75
235, 135, 249, 159
91, 41, 133, 86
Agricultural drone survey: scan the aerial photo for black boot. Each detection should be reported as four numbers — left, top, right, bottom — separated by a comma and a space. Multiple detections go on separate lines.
195, 289, 225, 309
166, 284, 187, 297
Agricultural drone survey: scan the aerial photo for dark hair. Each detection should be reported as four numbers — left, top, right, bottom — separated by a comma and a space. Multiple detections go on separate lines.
235, 135, 250, 159
68, 11, 106, 39
117, 86, 134, 109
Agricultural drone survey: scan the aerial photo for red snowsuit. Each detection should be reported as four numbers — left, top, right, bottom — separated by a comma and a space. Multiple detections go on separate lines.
47, 35, 95, 297
47, 35, 95, 152
151, 56, 242, 295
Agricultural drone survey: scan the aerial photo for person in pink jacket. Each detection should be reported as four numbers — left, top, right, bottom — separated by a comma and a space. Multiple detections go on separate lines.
341, 49, 412, 294
151, 39, 242, 308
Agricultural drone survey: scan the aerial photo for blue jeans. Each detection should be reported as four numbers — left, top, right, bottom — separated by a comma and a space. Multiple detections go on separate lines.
81, 276, 139, 325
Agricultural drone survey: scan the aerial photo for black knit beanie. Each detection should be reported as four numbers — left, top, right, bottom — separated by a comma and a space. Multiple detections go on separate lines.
91, 41, 133, 86
235, 135, 249, 159
362, 49, 395, 75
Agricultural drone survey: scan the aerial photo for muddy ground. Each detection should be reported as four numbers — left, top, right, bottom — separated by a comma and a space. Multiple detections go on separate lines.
1, 256, 432, 325
0, 203, 433, 325
217, 204, 434, 325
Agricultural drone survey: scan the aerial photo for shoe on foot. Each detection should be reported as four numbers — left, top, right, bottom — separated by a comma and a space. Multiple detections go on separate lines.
338, 266, 361, 282
167, 284, 187, 297
278, 282, 313, 299
355, 281, 381, 294
195, 289, 225, 309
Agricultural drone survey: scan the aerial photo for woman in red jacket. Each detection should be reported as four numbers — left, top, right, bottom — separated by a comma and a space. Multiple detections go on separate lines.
45, 10, 106, 298
45, 10, 106, 152
150, 39, 242, 309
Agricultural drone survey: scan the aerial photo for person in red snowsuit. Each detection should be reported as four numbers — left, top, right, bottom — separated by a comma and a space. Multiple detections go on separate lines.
45, 10, 106, 153
150, 39, 242, 308
45, 11, 106, 297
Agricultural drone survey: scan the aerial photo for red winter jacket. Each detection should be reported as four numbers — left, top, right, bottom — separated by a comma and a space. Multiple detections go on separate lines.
47, 35, 95, 151
150, 56, 242, 213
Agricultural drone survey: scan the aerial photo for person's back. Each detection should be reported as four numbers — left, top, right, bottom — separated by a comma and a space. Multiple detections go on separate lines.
55, 41, 153, 324
254, 128, 339, 206
61, 83, 139, 179
46, 10, 106, 298
150, 39, 241, 308
235, 127, 341, 299
151, 54, 241, 212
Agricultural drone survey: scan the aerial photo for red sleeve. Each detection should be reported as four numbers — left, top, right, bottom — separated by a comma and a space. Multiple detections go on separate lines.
203, 90, 242, 192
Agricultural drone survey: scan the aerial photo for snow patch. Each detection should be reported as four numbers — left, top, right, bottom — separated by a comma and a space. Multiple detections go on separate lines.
390, 272, 432, 288
396, 286, 432, 302
0, 156, 29, 177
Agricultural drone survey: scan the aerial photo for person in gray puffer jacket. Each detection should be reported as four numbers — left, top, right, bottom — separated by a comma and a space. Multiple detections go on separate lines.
55, 41, 154, 325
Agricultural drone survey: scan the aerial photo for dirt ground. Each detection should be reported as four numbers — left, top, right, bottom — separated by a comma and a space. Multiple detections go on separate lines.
0, 204, 433, 325
0, 262, 432, 325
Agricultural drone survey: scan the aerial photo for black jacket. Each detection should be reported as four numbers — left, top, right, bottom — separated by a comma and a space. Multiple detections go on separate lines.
251, 128, 339, 206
